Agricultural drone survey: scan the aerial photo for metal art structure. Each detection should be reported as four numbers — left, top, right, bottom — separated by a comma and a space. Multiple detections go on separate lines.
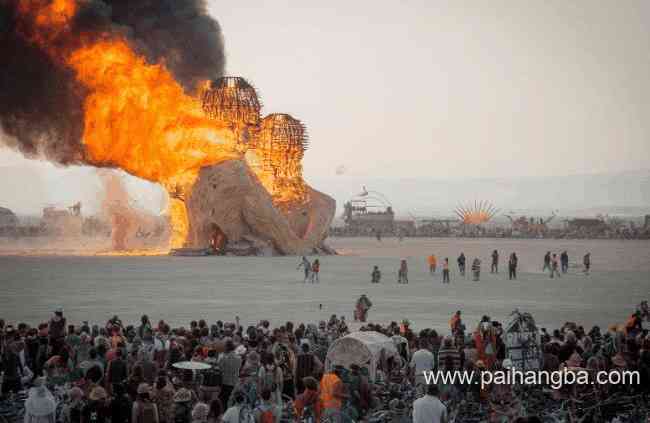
505, 309, 541, 370
201, 77, 261, 126
454, 200, 499, 225
342, 187, 397, 235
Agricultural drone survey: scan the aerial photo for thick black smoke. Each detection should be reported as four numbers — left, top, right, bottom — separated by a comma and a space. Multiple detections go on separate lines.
0, 0, 226, 165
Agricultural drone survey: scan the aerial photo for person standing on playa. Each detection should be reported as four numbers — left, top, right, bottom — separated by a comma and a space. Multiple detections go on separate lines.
508, 253, 518, 280
560, 251, 569, 274
550, 253, 561, 279
297, 256, 311, 283
457, 253, 466, 277
583, 253, 591, 275
543, 252, 551, 273
371, 266, 381, 283
310, 259, 320, 283
491, 250, 499, 274
442, 258, 450, 284
471, 258, 481, 281
398, 259, 409, 284
428, 254, 437, 275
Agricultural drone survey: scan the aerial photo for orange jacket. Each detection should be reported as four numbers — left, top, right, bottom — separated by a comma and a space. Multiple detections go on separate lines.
320, 373, 344, 410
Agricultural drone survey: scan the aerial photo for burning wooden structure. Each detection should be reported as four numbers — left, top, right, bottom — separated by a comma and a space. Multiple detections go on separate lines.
201, 77, 261, 126
250, 113, 308, 203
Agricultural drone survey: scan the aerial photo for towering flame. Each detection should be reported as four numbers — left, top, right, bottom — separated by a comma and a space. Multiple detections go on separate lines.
6, 0, 324, 253
14, 0, 242, 249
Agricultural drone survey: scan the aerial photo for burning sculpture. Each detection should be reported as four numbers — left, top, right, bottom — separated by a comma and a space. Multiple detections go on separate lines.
1, 0, 335, 255
454, 201, 499, 225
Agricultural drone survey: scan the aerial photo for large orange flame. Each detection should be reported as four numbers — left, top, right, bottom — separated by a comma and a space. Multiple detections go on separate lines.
17, 0, 243, 250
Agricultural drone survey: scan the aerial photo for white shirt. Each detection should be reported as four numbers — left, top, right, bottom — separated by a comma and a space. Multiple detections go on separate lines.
221, 406, 241, 423
410, 349, 435, 374
413, 395, 447, 423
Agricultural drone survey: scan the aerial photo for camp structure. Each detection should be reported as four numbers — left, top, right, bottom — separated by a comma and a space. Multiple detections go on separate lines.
504, 309, 541, 370
324, 331, 399, 381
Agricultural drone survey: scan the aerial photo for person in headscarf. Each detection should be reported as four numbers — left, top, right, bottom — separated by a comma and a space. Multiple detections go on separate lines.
24, 378, 57, 423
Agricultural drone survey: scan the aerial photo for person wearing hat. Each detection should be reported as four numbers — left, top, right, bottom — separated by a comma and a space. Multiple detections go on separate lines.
173, 388, 193, 423
82, 387, 109, 423
132, 383, 159, 423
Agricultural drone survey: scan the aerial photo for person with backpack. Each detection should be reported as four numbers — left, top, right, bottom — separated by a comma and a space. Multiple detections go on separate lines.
172, 388, 193, 423
132, 384, 159, 423
254, 389, 280, 423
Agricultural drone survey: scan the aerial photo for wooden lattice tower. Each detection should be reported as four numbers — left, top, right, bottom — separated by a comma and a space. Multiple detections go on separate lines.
255, 113, 309, 202
201, 77, 261, 127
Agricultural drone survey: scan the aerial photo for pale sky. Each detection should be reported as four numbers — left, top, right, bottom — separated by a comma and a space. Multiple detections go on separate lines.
213, 0, 650, 179
2, 0, 650, 214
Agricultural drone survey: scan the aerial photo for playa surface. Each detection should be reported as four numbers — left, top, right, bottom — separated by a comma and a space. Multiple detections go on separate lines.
1, 237, 648, 331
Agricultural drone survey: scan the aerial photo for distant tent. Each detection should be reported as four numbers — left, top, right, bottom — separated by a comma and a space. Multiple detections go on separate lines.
505, 310, 541, 370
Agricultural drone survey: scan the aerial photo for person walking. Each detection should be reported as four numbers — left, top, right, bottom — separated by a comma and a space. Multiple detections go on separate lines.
560, 251, 569, 274
550, 254, 561, 279
583, 253, 591, 275
457, 253, 466, 277
491, 250, 499, 274
543, 252, 551, 273
471, 258, 481, 282
310, 259, 320, 283
297, 256, 311, 283
442, 258, 450, 284
371, 266, 381, 283
398, 260, 408, 284
427, 254, 437, 275
508, 253, 518, 280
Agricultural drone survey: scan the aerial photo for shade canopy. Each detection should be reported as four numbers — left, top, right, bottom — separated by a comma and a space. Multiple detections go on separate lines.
324, 331, 398, 380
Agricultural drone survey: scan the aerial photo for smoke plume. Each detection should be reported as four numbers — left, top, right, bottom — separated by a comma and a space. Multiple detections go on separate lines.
0, 0, 226, 165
